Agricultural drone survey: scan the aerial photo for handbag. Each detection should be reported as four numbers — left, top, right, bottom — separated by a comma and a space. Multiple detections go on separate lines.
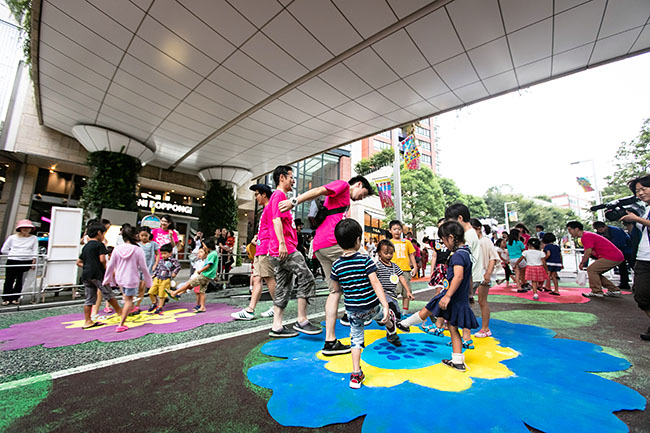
576, 270, 588, 286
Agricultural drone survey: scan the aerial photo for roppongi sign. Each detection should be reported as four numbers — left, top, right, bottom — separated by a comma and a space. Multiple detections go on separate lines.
136, 191, 200, 217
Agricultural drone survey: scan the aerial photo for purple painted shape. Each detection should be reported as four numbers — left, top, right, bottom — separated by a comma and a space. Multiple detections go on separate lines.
0, 302, 241, 350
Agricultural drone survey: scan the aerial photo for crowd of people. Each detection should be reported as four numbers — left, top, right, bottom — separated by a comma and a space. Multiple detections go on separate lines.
2, 166, 649, 387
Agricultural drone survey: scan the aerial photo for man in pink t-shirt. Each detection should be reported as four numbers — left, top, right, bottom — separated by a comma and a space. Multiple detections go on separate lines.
567, 221, 624, 297
267, 166, 322, 338
231, 184, 276, 321
279, 175, 373, 355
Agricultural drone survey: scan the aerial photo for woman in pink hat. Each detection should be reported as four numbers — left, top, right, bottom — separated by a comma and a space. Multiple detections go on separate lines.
1, 220, 39, 305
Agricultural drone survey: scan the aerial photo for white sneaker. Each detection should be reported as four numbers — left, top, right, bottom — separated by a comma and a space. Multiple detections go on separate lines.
231, 309, 255, 320
260, 307, 274, 318
604, 290, 621, 297
533, 294, 539, 300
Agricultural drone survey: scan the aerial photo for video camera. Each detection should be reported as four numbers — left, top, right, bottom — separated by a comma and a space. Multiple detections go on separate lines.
590, 196, 646, 221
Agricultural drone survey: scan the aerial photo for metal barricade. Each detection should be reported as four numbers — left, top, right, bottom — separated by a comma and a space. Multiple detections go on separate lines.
0, 254, 47, 305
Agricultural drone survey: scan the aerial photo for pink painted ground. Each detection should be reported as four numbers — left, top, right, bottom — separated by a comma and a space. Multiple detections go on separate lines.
490, 283, 631, 304
0, 302, 240, 350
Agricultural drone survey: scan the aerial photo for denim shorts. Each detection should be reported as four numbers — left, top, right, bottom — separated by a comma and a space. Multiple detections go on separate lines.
123, 287, 138, 297
347, 305, 384, 349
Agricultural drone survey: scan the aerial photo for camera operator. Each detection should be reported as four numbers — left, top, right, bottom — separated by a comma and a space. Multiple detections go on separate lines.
592, 221, 632, 291
619, 174, 650, 342
566, 221, 623, 298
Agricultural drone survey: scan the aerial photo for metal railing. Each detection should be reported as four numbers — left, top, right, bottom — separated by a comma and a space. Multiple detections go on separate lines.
0, 254, 47, 304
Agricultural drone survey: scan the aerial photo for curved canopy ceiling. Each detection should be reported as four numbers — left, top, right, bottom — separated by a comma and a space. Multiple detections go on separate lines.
34, 0, 650, 177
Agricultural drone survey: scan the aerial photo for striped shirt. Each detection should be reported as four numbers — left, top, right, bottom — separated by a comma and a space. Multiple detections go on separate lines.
330, 252, 379, 312
375, 259, 403, 300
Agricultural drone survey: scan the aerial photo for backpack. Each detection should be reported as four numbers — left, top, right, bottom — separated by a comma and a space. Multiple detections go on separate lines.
308, 197, 348, 230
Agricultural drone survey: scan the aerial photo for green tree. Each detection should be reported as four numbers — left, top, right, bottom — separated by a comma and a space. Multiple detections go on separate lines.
199, 180, 237, 236
354, 148, 394, 176
80, 151, 141, 218
438, 177, 464, 207
6, 0, 32, 65
385, 166, 444, 234
464, 194, 488, 218
603, 118, 650, 199
483, 186, 583, 236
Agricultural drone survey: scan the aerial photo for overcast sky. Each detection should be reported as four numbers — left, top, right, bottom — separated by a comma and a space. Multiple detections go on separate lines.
435, 51, 650, 202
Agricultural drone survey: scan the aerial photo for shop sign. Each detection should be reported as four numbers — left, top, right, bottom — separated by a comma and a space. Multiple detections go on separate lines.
365, 225, 386, 235
136, 192, 200, 217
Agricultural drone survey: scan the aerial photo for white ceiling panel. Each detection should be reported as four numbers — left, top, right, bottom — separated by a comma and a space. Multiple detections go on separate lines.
38, 55, 110, 90
279, 90, 329, 117
482, 70, 518, 95
264, 11, 333, 69
222, 51, 286, 95
336, 101, 378, 122
87, 0, 145, 32
554, 0, 606, 53
119, 55, 191, 100
249, 109, 298, 131
137, 16, 218, 76
590, 28, 641, 65
356, 91, 400, 115
386, 0, 433, 19
508, 18, 553, 67
127, 37, 202, 87
372, 30, 429, 77
499, 0, 553, 33
36, 0, 650, 176
379, 80, 425, 108
297, 77, 349, 108
228, 0, 283, 29
176, 102, 228, 130
47, 0, 133, 49
148, 0, 236, 63
208, 65, 269, 104
343, 48, 399, 89
406, 8, 464, 65
264, 99, 312, 123
181, 0, 257, 47
288, 0, 362, 55
111, 70, 180, 110
39, 14, 122, 65
552, 43, 594, 75
454, 81, 489, 102
600, 0, 650, 39
183, 92, 238, 122
428, 92, 463, 111
631, 25, 650, 52
434, 54, 480, 89
195, 80, 253, 113
235, 118, 283, 137
332, 0, 398, 40
403, 67, 449, 99
320, 64, 373, 99
468, 37, 512, 78
515, 58, 552, 86
447, 0, 504, 50
241, 32, 308, 82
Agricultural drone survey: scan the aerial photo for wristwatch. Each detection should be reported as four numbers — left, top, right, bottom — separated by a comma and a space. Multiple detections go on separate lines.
290, 197, 298, 207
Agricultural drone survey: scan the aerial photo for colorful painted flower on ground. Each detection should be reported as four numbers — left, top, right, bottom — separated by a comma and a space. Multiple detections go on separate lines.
247, 319, 645, 433
0, 302, 240, 350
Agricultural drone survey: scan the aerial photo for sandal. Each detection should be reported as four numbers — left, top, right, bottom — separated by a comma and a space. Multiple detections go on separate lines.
549, 291, 560, 296
474, 329, 492, 338
115, 325, 129, 333
1, 301, 9, 306
11, 300, 19, 305
447, 339, 475, 349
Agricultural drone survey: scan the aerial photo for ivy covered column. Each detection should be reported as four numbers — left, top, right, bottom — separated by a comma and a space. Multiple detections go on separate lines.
72, 125, 155, 218
198, 166, 252, 236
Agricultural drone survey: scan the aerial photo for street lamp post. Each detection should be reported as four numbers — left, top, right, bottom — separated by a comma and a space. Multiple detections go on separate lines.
571, 160, 603, 220
504, 201, 516, 233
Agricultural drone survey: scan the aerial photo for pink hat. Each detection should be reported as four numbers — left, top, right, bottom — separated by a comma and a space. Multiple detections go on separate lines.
15, 219, 35, 231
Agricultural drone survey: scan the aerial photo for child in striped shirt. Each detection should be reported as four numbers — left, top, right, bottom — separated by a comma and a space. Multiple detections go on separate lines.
330, 219, 397, 389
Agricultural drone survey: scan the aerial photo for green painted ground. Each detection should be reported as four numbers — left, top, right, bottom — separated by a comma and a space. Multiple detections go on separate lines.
491, 310, 599, 329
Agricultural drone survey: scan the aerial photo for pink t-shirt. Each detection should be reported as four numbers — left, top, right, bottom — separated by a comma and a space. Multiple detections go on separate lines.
151, 228, 178, 247
268, 190, 297, 257
313, 180, 350, 252
581, 231, 624, 262
256, 205, 270, 256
